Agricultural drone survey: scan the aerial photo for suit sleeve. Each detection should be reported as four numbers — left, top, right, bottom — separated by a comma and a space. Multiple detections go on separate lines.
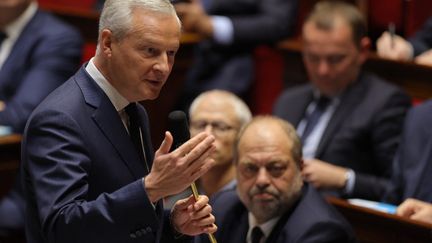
409, 16, 432, 56
0, 25, 83, 133
22, 109, 169, 243
352, 89, 411, 200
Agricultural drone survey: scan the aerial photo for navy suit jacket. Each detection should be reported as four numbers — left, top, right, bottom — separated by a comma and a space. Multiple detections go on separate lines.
0, 9, 83, 132
195, 184, 356, 243
180, 0, 298, 108
384, 100, 432, 204
273, 72, 411, 200
22, 66, 189, 243
409, 17, 432, 56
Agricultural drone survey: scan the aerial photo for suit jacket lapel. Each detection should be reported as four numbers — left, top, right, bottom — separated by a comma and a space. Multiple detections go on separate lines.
283, 86, 314, 127
74, 66, 146, 179
219, 203, 249, 243
315, 76, 367, 157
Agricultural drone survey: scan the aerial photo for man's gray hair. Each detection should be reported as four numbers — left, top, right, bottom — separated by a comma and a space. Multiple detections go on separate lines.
99, 0, 179, 41
189, 90, 252, 127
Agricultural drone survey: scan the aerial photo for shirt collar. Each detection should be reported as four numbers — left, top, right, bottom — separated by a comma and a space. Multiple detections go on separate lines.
85, 58, 129, 112
247, 213, 280, 242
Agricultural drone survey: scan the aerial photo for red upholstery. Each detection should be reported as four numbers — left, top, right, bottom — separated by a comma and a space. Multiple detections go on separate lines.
81, 42, 97, 64
251, 46, 285, 114
37, 0, 96, 9
403, 0, 432, 37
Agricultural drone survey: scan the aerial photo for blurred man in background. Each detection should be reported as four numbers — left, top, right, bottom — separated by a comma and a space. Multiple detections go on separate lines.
0, 0, 82, 238
273, 1, 411, 201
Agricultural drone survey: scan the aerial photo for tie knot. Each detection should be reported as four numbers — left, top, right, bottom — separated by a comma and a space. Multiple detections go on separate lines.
0, 31, 7, 45
251, 226, 264, 243
315, 96, 331, 109
125, 103, 138, 118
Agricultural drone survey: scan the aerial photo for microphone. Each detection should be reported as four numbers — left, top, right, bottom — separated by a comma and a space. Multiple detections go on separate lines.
168, 110, 217, 243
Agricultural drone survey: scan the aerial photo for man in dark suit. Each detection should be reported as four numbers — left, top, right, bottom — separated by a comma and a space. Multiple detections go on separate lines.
196, 116, 356, 243
173, 0, 299, 111
383, 100, 432, 204
0, 0, 82, 237
0, 0, 83, 132
377, 16, 432, 66
21, 0, 217, 242
273, 1, 411, 201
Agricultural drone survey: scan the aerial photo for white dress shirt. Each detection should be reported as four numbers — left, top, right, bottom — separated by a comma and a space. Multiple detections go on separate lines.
0, 2, 37, 69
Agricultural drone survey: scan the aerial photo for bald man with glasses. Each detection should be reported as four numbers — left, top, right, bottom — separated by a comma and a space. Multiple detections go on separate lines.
164, 90, 252, 208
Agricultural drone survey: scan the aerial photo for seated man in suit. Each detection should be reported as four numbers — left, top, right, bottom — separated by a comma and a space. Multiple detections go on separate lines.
273, 1, 411, 201
172, 0, 299, 111
0, 0, 83, 132
397, 198, 432, 224
377, 16, 432, 66
164, 90, 252, 208
21, 0, 217, 242
0, 0, 82, 237
196, 116, 356, 243
383, 100, 432, 204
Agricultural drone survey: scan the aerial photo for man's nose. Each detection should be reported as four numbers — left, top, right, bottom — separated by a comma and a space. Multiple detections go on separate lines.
317, 60, 330, 75
154, 53, 170, 74
255, 167, 271, 186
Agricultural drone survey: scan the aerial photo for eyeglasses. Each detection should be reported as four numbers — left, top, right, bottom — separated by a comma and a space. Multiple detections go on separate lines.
190, 120, 237, 136
238, 162, 288, 179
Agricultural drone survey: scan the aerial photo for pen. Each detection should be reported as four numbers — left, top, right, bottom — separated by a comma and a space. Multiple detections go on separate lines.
388, 22, 395, 49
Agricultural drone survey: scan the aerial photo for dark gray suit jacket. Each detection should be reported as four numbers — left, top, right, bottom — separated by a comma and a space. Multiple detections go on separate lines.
22, 66, 190, 243
273, 72, 411, 200
384, 100, 432, 204
195, 184, 356, 243
0, 9, 82, 132
409, 17, 432, 56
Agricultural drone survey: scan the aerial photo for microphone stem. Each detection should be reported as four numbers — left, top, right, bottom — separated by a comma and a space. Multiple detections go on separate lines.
190, 182, 217, 243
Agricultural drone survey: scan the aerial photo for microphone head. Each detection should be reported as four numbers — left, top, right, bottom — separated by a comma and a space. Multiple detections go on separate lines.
168, 110, 191, 151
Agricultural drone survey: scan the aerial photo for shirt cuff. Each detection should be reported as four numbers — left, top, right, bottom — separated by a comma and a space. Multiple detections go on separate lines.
211, 16, 234, 45
408, 43, 414, 59
142, 177, 156, 210
343, 169, 356, 195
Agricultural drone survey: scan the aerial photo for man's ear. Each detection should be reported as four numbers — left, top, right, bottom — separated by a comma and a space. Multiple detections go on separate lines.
100, 29, 114, 58
358, 36, 371, 64
299, 159, 305, 170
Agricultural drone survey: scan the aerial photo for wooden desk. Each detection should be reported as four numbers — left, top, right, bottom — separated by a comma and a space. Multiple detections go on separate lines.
327, 196, 432, 243
0, 135, 21, 199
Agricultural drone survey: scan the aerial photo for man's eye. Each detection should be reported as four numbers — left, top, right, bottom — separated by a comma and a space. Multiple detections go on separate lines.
267, 164, 287, 177
167, 50, 177, 57
327, 55, 345, 64
143, 47, 157, 55
242, 164, 258, 177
